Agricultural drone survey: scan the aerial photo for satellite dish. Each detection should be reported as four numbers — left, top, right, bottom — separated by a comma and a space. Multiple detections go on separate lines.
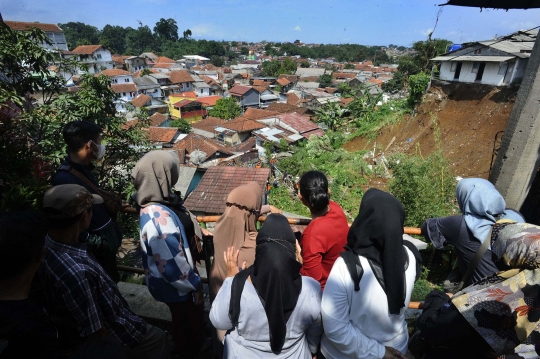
190, 150, 207, 165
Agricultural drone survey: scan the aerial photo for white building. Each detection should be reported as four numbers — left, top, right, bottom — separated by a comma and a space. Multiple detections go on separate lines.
432, 29, 537, 86
5, 21, 68, 51
70, 45, 114, 75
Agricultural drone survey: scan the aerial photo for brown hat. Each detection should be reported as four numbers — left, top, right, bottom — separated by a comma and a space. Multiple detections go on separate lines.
43, 184, 103, 219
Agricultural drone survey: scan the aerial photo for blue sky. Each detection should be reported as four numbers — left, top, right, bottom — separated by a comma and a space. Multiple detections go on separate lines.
2, 0, 539, 46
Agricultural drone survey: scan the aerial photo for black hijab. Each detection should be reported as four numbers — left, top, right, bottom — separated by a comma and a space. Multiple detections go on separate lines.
346, 188, 408, 315
229, 214, 302, 354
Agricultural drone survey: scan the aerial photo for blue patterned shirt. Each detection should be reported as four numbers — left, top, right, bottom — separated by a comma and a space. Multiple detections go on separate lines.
40, 236, 147, 348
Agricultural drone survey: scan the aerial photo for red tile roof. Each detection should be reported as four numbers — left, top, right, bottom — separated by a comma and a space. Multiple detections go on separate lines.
252, 85, 270, 93
5, 21, 62, 32
191, 116, 226, 132
223, 116, 265, 133
170, 91, 197, 100
71, 45, 103, 55
155, 56, 175, 63
172, 99, 197, 108
131, 94, 152, 108
184, 167, 270, 214
173, 133, 232, 159
150, 112, 168, 126
101, 69, 131, 77
333, 72, 356, 79
325, 87, 338, 94
196, 96, 222, 107
243, 108, 278, 120
229, 85, 252, 96
340, 97, 355, 106
277, 78, 290, 86
132, 69, 159, 78
168, 70, 195, 84
252, 79, 267, 86
275, 113, 323, 139
266, 103, 310, 115
287, 92, 300, 106
110, 83, 137, 93
152, 62, 175, 69
145, 127, 178, 143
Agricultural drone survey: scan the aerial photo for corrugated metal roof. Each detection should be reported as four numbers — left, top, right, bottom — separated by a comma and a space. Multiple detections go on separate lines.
260, 94, 279, 100
431, 55, 514, 62
174, 166, 197, 197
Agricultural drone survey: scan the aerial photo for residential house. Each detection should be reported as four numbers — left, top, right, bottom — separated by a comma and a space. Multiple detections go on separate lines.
192, 80, 211, 97
255, 112, 325, 140
204, 76, 224, 96
183, 55, 210, 69
112, 55, 129, 70
184, 166, 270, 216
151, 73, 178, 97
295, 67, 326, 78
71, 45, 114, 74
152, 56, 177, 73
149, 112, 169, 127
253, 85, 279, 108
214, 116, 265, 145
243, 108, 279, 120
253, 126, 305, 148
169, 99, 207, 122
229, 85, 260, 109
125, 56, 148, 72
431, 29, 537, 86
101, 69, 133, 85
173, 133, 233, 166
5, 21, 68, 51
169, 70, 195, 93
266, 103, 312, 116
333, 72, 356, 82
130, 93, 167, 115
145, 127, 181, 148
133, 76, 162, 99
111, 83, 137, 112
191, 116, 226, 138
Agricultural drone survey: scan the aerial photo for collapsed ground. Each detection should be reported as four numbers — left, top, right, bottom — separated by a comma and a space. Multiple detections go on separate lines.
344, 81, 518, 189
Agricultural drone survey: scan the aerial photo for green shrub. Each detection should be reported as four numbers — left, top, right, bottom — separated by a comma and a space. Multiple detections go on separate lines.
407, 72, 430, 108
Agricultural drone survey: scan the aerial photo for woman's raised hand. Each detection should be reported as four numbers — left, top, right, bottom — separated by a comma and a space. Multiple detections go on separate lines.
224, 246, 246, 277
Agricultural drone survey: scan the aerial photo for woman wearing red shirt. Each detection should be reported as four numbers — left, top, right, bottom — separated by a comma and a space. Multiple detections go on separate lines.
298, 171, 349, 290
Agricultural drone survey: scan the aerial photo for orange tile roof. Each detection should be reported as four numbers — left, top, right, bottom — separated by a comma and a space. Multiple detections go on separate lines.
266, 103, 310, 115
101, 69, 131, 77
252, 79, 267, 86
170, 91, 197, 99
168, 70, 194, 84
196, 96, 222, 107
243, 108, 278, 120
149, 112, 168, 127
252, 84, 269, 93
131, 94, 151, 108
277, 78, 290, 86
5, 21, 62, 32
222, 116, 265, 133
132, 69, 159, 78
173, 133, 232, 158
229, 85, 252, 96
191, 116, 226, 132
71, 45, 103, 55
145, 127, 178, 143
340, 97, 354, 106
152, 63, 174, 69
110, 83, 137, 93
325, 87, 338, 94
155, 56, 175, 63
287, 92, 300, 106
172, 99, 196, 108
333, 72, 356, 79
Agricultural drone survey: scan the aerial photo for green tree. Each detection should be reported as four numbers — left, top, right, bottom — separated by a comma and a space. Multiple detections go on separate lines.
314, 101, 349, 131
100, 25, 128, 54
344, 63, 355, 69
348, 85, 383, 124
58, 22, 100, 50
140, 68, 152, 76
337, 83, 354, 98
0, 23, 150, 212
318, 74, 333, 88
407, 72, 430, 107
412, 38, 452, 74
154, 18, 178, 42
208, 97, 242, 119
125, 23, 157, 55
182, 29, 192, 40
300, 61, 310, 68
210, 55, 224, 67
169, 119, 191, 133
240, 47, 249, 56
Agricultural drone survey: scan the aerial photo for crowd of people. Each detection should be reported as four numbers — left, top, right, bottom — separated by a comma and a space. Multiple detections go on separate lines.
1, 120, 540, 359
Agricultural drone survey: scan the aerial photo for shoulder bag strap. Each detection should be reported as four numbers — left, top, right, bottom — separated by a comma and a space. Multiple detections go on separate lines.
456, 221, 498, 292
65, 167, 101, 193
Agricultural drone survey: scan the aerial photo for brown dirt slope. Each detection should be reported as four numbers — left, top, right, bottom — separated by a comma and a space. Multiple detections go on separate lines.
344, 81, 519, 179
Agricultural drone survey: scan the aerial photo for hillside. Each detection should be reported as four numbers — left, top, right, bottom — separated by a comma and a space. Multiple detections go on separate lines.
344, 81, 519, 180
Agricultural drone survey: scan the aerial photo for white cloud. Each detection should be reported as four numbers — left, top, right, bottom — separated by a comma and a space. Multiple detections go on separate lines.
293, 25, 301, 31
191, 24, 213, 37
419, 28, 434, 37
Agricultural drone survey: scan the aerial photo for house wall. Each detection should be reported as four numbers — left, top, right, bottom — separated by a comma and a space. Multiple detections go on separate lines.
44, 31, 68, 51
111, 74, 134, 84
224, 133, 241, 145
195, 87, 210, 97
513, 58, 529, 84
126, 58, 147, 72
440, 60, 516, 86
242, 90, 260, 107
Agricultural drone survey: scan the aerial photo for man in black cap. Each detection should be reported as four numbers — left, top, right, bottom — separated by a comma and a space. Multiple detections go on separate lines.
38, 184, 169, 359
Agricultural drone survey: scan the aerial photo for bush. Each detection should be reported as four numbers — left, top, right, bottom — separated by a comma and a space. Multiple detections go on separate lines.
169, 118, 191, 133
388, 149, 457, 227
407, 72, 430, 108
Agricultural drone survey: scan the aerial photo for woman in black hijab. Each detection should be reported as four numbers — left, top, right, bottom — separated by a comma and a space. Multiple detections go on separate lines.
209, 214, 323, 358
320, 188, 422, 359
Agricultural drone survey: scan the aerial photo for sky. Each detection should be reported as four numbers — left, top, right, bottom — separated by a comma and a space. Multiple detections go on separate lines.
2, 0, 540, 46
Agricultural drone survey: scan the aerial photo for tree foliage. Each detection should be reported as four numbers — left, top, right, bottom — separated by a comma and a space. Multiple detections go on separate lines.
154, 18, 178, 42
0, 24, 150, 211
318, 74, 333, 88
314, 101, 349, 131
208, 97, 242, 120
407, 72, 430, 107
169, 118, 192, 133
58, 22, 100, 49
261, 59, 297, 77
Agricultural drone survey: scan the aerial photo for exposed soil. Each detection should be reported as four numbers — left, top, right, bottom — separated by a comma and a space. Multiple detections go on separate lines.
344, 81, 519, 185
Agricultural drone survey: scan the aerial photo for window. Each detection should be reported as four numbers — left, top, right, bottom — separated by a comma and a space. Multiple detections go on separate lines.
450, 62, 457, 72
474, 49, 482, 54
125, 78, 129, 82
96, 54, 102, 59
498, 62, 508, 75
471, 62, 480, 73
113, 79, 118, 83
123, 92, 126, 96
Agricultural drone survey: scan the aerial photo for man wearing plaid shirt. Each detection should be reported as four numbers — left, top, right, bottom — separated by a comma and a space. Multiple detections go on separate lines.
39, 184, 169, 358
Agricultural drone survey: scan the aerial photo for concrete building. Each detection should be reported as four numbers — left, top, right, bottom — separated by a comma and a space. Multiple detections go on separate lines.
432, 30, 537, 86
5, 21, 68, 51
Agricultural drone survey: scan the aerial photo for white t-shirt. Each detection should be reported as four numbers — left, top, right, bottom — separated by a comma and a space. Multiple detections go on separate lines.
321, 247, 416, 359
